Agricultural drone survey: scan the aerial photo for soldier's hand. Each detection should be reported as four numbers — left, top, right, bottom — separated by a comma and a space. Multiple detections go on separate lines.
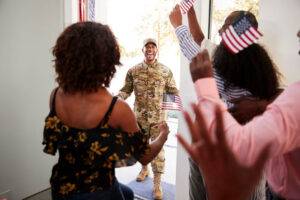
158, 121, 170, 141
169, 4, 182, 28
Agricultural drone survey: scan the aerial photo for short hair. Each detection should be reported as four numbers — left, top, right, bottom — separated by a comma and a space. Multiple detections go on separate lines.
52, 22, 121, 93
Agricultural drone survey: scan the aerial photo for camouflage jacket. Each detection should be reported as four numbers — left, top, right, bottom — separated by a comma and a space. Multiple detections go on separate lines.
118, 60, 179, 128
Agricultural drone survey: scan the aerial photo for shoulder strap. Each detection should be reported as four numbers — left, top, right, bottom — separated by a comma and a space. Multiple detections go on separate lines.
50, 87, 59, 113
98, 96, 118, 126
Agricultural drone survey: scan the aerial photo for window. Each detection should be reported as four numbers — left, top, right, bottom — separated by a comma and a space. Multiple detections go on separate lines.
209, 0, 259, 44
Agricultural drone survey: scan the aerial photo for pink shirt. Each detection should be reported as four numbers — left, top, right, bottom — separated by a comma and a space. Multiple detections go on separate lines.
194, 78, 300, 200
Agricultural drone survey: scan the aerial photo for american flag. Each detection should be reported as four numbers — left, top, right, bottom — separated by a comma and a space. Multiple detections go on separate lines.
79, 0, 95, 22
180, 0, 197, 14
161, 94, 183, 111
79, 0, 87, 22
87, 0, 95, 21
221, 15, 263, 54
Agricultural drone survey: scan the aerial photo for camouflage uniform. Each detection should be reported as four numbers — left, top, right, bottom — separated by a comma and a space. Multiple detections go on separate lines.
118, 60, 179, 174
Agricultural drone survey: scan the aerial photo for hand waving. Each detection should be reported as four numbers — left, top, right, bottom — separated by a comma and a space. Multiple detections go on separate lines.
169, 4, 183, 28
190, 50, 213, 82
177, 103, 270, 200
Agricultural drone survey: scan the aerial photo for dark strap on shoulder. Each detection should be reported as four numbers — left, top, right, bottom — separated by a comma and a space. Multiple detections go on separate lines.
99, 96, 118, 126
50, 87, 59, 113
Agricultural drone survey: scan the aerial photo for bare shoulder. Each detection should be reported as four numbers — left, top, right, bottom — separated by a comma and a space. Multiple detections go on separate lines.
114, 98, 132, 113
49, 87, 59, 109
109, 98, 139, 132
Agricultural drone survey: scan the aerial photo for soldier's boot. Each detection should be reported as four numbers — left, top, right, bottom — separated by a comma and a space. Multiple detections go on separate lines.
136, 165, 149, 182
153, 173, 163, 200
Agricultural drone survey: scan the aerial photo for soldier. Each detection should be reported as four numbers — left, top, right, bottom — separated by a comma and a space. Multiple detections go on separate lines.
118, 38, 179, 200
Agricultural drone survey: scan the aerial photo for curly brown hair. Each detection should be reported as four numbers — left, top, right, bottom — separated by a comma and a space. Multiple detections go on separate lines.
53, 22, 121, 93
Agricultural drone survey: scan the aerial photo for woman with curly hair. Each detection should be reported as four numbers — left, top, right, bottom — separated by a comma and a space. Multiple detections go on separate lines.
43, 22, 169, 200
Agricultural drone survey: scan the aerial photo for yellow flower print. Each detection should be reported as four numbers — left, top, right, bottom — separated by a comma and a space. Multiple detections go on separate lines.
88, 151, 95, 160
49, 135, 58, 142
84, 157, 93, 166
46, 143, 54, 154
109, 153, 120, 161
90, 185, 97, 192
78, 132, 87, 142
59, 183, 76, 195
62, 125, 69, 132
127, 132, 135, 137
125, 153, 131, 158
115, 134, 124, 145
102, 161, 113, 168
102, 123, 109, 128
91, 172, 99, 179
90, 141, 108, 155
65, 153, 75, 164
100, 133, 109, 137
84, 172, 98, 184
45, 116, 60, 131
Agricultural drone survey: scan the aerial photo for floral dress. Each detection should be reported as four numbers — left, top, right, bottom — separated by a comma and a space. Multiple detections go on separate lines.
43, 95, 150, 198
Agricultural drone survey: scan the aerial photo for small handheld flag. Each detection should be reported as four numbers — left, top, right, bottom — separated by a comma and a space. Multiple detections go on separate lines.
221, 14, 263, 54
161, 94, 183, 111
87, 0, 95, 21
180, 0, 197, 14
79, 0, 95, 22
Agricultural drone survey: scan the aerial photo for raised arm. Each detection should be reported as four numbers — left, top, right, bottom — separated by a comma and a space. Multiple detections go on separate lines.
188, 6, 204, 46
169, 5, 201, 61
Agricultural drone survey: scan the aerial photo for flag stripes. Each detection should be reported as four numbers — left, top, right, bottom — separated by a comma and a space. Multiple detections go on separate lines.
180, 0, 196, 14
221, 15, 262, 54
162, 94, 183, 111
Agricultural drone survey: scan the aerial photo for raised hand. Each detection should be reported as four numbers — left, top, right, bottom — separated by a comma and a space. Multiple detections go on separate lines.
177, 103, 270, 200
190, 50, 213, 81
169, 4, 182, 28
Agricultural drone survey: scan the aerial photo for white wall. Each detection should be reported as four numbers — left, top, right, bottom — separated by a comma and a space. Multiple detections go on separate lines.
260, 0, 300, 85
0, 0, 63, 199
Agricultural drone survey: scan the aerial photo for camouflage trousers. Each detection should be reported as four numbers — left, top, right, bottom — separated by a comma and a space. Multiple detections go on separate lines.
141, 122, 165, 174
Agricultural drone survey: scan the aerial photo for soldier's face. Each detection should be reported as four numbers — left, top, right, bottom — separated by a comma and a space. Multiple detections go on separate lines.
143, 43, 157, 62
